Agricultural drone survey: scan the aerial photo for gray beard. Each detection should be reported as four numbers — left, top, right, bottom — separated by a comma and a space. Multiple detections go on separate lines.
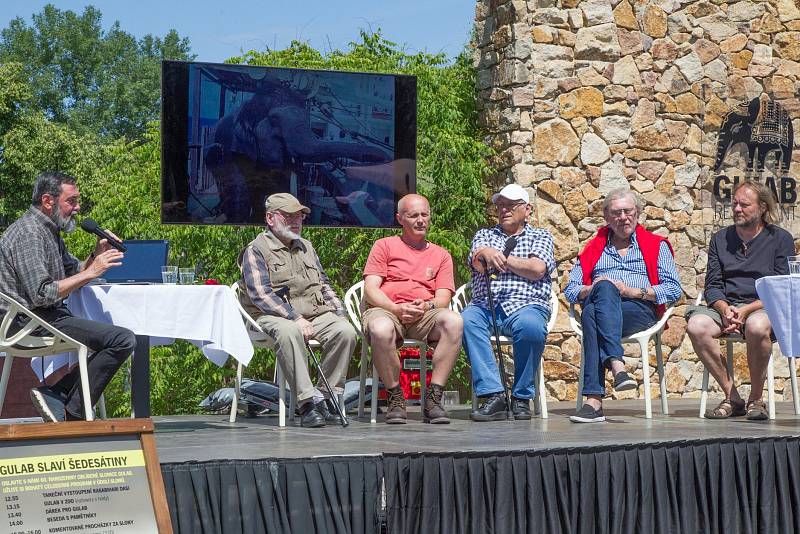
52, 209, 76, 233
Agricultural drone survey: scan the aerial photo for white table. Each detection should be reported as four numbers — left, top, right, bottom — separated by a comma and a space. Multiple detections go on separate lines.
755, 275, 800, 413
34, 284, 254, 417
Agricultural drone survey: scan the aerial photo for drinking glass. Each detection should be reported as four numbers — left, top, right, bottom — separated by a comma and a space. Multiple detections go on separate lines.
789, 256, 800, 276
442, 391, 460, 407
179, 268, 195, 284
161, 265, 178, 284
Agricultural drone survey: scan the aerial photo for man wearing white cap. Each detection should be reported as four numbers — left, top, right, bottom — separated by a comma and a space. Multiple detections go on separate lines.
238, 193, 356, 428
462, 183, 555, 421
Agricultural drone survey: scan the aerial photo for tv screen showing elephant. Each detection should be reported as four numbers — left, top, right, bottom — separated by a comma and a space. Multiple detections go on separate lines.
161, 60, 417, 227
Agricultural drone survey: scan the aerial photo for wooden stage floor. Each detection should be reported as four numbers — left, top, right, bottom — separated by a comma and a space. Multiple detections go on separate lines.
152, 399, 800, 463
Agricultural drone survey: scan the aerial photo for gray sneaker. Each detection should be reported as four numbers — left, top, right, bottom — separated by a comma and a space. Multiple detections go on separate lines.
569, 403, 605, 423
613, 371, 637, 392
30, 387, 65, 422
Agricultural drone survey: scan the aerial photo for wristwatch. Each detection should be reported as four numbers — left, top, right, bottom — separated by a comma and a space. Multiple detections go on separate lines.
640, 287, 648, 300
427, 301, 435, 311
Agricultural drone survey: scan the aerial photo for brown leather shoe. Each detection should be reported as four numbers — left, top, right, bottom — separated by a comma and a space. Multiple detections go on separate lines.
385, 386, 407, 424
423, 383, 450, 424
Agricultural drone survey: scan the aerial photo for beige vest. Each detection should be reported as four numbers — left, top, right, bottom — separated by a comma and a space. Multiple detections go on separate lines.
239, 231, 335, 320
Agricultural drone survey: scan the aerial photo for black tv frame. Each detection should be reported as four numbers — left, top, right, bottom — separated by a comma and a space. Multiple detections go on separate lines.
160, 60, 417, 228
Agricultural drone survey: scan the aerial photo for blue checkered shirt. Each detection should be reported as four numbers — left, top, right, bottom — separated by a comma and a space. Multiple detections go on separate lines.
564, 232, 682, 305
468, 224, 555, 315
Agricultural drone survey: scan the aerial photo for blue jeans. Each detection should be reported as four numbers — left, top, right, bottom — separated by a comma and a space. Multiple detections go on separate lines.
580, 280, 657, 396
462, 303, 549, 399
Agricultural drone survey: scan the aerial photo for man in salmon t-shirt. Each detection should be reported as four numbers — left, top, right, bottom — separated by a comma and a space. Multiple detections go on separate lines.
362, 194, 463, 424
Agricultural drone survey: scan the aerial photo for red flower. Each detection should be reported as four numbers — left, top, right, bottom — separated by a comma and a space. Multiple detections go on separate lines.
204, 278, 220, 285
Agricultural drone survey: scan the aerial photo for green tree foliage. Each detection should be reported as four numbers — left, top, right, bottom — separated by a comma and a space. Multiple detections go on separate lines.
0, 111, 113, 227
0, 4, 193, 140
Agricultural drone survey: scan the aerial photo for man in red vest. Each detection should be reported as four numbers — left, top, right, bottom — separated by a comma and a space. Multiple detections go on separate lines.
564, 188, 682, 422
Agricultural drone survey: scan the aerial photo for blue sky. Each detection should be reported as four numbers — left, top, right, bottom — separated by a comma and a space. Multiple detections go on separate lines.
1, 1, 476, 63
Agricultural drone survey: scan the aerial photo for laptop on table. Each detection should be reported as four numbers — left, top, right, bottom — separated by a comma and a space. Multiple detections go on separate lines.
101, 240, 169, 284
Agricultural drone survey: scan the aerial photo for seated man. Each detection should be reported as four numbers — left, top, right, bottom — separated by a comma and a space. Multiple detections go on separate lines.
362, 194, 463, 424
686, 180, 794, 421
565, 188, 682, 423
239, 193, 357, 428
0, 171, 136, 422
462, 184, 555, 421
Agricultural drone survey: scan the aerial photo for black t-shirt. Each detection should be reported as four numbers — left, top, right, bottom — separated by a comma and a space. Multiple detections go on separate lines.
704, 224, 795, 306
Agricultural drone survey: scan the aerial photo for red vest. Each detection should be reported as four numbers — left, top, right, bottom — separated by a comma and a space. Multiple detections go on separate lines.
577, 225, 674, 318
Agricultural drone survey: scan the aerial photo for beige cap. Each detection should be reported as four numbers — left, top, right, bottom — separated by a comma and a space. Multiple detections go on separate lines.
264, 193, 310, 214
491, 183, 530, 204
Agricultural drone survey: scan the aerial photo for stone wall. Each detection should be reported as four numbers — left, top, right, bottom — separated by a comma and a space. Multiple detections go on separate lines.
473, 0, 800, 403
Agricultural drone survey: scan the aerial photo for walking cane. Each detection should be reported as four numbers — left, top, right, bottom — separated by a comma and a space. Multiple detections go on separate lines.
479, 236, 518, 421
277, 288, 349, 427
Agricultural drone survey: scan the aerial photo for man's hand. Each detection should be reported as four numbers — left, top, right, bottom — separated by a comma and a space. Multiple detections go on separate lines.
93, 230, 123, 256
86, 249, 124, 278
295, 317, 315, 341
394, 300, 425, 324
478, 248, 509, 274
723, 305, 744, 334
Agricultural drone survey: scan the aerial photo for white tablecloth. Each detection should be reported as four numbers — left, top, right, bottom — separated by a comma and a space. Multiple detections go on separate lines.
32, 284, 254, 379
756, 275, 800, 358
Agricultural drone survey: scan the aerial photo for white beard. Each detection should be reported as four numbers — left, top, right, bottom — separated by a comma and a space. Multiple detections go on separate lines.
271, 220, 301, 242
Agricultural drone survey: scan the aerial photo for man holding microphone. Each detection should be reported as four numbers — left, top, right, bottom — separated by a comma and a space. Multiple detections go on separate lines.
0, 171, 135, 422
462, 184, 555, 422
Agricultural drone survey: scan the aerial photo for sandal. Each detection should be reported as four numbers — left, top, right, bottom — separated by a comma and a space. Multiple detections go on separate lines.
746, 399, 769, 421
706, 399, 746, 419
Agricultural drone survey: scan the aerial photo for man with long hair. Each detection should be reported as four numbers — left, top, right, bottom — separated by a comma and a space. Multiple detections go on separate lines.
686, 180, 795, 420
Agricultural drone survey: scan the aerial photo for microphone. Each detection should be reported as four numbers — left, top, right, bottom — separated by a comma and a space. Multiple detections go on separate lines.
481, 236, 518, 279
80, 219, 127, 252
501, 236, 518, 258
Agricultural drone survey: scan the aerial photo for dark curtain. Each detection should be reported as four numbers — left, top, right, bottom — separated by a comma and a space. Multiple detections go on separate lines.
161, 456, 383, 534
383, 437, 800, 534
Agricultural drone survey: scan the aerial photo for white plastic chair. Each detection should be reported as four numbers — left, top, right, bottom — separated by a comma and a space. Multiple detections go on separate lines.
0, 291, 96, 421
692, 293, 796, 420
569, 294, 675, 419
228, 282, 321, 426
344, 280, 430, 424
450, 277, 559, 419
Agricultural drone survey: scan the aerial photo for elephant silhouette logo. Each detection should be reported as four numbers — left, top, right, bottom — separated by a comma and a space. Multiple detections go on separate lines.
714, 94, 794, 175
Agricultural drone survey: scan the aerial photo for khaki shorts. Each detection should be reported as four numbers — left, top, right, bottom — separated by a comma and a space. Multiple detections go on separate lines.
362, 306, 445, 348
686, 304, 773, 340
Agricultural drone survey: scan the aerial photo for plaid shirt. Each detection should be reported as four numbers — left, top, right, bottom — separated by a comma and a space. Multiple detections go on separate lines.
0, 207, 80, 312
240, 234, 344, 320
468, 224, 555, 315
564, 233, 682, 305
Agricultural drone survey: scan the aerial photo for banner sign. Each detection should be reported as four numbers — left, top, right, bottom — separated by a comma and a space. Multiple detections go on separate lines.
0, 420, 170, 534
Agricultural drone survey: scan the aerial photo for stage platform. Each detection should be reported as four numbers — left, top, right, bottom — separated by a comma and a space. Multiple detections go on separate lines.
153, 399, 800, 462
156, 400, 800, 533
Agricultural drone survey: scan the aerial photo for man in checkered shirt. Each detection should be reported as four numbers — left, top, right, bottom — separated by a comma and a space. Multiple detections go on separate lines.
0, 171, 135, 422
462, 184, 555, 421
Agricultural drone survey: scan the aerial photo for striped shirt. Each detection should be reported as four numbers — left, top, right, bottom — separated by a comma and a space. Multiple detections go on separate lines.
0, 207, 80, 312
564, 232, 682, 304
240, 235, 344, 320
468, 224, 555, 315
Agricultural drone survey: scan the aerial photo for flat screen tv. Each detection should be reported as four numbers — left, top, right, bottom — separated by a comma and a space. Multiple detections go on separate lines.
161, 60, 416, 227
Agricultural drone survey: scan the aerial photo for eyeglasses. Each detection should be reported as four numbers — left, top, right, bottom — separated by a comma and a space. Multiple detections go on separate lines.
276, 211, 306, 221
608, 208, 637, 217
495, 202, 526, 212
